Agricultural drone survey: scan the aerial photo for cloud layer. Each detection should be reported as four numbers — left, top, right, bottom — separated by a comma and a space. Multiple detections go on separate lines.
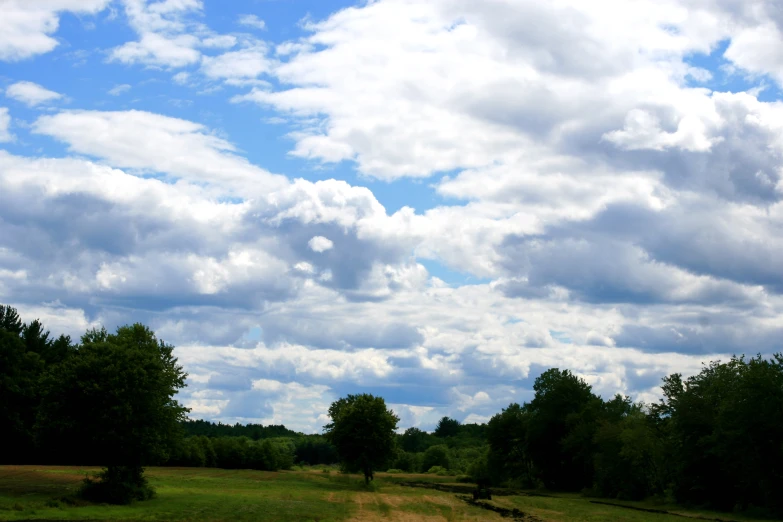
2, 0, 783, 431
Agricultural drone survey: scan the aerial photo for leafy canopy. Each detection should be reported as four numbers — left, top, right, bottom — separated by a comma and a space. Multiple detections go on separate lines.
434, 416, 460, 438
37, 324, 189, 469
323, 393, 399, 483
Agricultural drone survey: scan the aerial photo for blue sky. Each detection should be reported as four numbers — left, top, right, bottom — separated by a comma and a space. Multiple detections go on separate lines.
2, 0, 783, 432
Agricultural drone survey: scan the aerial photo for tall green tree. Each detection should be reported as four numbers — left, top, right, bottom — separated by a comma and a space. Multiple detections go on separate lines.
593, 396, 667, 500
323, 394, 399, 484
657, 355, 783, 514
0, 327, 43, 462
434, 416, 460, 438
36, 324, 189, 503
399, 427, 433, 452
486, 403, 532, 484
0, 305, 23, 335
22, 319, 74, 365
526, 368, 601, 490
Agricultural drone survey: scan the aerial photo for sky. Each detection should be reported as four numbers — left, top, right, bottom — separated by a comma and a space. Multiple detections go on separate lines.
2, 0, 783, 433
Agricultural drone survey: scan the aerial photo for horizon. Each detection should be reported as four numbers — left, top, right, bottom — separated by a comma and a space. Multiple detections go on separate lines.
2, 0, 783, 434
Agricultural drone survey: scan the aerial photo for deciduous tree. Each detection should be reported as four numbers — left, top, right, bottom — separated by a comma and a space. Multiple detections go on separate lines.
323, 394, 399, 484
36, 324, 189, 503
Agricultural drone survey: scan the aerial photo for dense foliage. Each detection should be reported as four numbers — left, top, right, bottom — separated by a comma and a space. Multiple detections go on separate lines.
37, 325, 189, 467
324, 394, 399, 483
2, 302, 781, 515
1, 306, 189, 504
484, 358, 783, 517
174, 421, 337, 467
181, 419, 298, 439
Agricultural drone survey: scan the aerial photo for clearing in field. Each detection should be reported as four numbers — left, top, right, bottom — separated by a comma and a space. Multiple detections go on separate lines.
0, 466, 773, 522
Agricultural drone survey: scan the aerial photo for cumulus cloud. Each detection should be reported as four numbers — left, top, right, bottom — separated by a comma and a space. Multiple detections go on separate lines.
0, 0, 110, 61
109, 0, 206, 68
5, 81, 63, 107
602, 108, 716, 152
233, 0, 728, 179
308, 236, 334, 252
5, 0, 783, 429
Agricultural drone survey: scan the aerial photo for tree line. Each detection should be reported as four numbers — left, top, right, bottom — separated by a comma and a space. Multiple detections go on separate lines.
1, 304, 781, 516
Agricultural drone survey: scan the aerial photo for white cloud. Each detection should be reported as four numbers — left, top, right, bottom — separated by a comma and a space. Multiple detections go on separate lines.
0, 0, 110, 61
31, 110, 287, 194
200, 35, 237, 49
110, 31, 201, 67
5, 81, 63, 107
721, 6, 783, 87
234, 0, 731, 179
6, 0, 783, 429
108, 84, 132, 96
0, 108, 12, 142
238, 14, 266, 31
602, 108, 716, 152
201, 46, 272, 84
109, 0, 205, 68
235, 0, 783, 186
308, 236, 334, 252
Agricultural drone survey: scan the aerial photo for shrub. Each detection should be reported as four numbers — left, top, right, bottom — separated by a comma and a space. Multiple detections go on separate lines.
421, 445, 450, 472
78, 466, 155, 505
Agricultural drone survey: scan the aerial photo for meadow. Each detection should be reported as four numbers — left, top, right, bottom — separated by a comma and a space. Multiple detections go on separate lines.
0, 466, 773, 522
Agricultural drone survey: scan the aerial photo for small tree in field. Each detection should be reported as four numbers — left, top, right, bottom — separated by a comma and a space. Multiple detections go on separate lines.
36, 324, 189, 504
323, 394, 399, 484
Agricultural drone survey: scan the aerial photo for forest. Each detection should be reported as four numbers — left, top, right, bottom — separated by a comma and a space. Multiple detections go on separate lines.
2, 303, 782, 516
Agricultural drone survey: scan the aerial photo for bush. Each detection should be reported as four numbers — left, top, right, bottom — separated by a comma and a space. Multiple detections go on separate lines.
421, 445, 450, 472
427, 466, 446, 474
79, 466, 155, 505
385, 468, 404, 473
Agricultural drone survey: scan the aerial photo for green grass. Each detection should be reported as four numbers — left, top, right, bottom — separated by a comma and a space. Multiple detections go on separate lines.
0, 466, 353, 521
492, 491, 779, 522
0, 466, 775, 522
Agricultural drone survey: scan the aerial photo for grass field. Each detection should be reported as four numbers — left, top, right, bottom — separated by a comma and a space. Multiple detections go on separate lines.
0, 466, 774, 522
